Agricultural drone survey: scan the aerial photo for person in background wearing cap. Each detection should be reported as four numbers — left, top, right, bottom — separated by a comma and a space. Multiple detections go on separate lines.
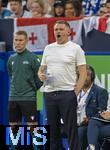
53, 0, 65, 17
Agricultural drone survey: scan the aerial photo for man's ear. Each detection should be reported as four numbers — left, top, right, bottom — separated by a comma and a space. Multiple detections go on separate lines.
27, 38, 29, 44
68, 29, 71, 36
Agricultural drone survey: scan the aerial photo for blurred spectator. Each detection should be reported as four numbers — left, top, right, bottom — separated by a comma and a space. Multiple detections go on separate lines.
8, 0, 31, 18
65, 0, 83, 17
31, 0, 52, 18
98, 5, 108, 16
23, 0, 34, 11
82, 0, 103, 16
0, 0, 12, 18
97, 0, 110, 17
1, 0, 8, 7
105, 0, 110, 15
53, 0, 65, 17
44, 0, 55, 16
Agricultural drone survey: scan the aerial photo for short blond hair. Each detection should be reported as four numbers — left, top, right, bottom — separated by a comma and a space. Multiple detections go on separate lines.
55, 20, 70, 28
14, 30, 28, 39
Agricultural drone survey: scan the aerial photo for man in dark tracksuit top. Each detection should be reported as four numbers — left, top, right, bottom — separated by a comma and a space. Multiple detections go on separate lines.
7, 30, 42, 150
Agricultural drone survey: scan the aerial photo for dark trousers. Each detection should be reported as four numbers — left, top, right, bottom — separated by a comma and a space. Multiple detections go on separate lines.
78, 126, 87, 150
87, 119, 110, 146
44, 90, 78, 150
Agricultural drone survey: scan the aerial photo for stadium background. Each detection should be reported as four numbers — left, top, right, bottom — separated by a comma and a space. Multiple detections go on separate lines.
0, 17, 110, 125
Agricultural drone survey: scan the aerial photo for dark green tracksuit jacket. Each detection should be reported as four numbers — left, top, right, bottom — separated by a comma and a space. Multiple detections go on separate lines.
7, 49, 42, 101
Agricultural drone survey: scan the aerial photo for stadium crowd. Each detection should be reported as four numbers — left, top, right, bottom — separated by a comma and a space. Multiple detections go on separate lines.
0, 0, 110, 19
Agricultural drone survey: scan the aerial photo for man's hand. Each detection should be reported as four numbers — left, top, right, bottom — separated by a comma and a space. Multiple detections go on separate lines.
100, 111, 110, 120
80, 117, 89, 126
38, 72, 47, 81
75, 65, 87, 96
38, 65, 47, 81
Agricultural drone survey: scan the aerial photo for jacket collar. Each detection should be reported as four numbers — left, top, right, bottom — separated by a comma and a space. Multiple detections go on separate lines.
85, 83, 95, 106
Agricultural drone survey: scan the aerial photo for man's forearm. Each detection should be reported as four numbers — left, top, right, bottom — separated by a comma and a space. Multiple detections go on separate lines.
75, 73, 87, 96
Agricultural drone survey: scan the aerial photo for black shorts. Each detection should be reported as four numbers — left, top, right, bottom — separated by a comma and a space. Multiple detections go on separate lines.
8, 101, 38, 123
